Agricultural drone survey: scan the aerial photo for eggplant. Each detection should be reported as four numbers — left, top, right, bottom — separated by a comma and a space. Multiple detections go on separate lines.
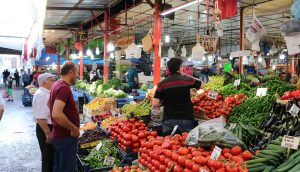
264, 115, 276, 128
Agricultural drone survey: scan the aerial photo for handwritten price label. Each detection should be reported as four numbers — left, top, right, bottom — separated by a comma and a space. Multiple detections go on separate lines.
104, 156, 115, 165
208, 90, 218, 100
95, 141, 103, 151
210, 146, 222, 160
234, 79, 241, 86
256, 88, 268, 97
281, 135, 300, 150
289, 104, 300, 117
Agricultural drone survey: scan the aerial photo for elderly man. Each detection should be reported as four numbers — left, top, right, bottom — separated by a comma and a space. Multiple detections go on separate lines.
32, 73, 55, 172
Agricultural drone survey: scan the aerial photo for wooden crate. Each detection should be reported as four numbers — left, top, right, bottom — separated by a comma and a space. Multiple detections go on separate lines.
84, 99, 117, 118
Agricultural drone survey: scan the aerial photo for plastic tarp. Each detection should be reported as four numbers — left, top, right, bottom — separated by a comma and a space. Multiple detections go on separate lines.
244, 0, 292, 17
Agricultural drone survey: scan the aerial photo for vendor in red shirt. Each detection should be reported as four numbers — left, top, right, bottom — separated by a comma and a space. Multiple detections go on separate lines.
33, 68, 46, 87
49, 61, 79, 172
152, 58, 202, 136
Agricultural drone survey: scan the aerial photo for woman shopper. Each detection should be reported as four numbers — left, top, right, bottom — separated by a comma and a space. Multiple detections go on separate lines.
152, 58, 202, 136
7, 76, 13, 101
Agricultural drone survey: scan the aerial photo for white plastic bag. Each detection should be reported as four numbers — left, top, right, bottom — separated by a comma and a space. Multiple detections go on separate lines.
181, 46, 187, 57
185, 117, 246, 148
191, 43, 206, 61
168, 47, 175, 58
284, 33, 300, 55
246, 12, 266, 43
125, 43, 141, 59
269, 43, 278, 56
252, 39, 260, 51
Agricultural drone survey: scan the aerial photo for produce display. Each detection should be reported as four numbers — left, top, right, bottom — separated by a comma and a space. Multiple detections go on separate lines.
81, 139, 121, 168
80, 122, 97, 131
104, 88, 127, 98
192, 91, 247, 119
281, 90, 300, 100
204, 76, 225, 91
101, 116, 127, 130
93, 111, 112, 122
110, 165, 146, 172
139, 133, 251, 172
121, 100, 152, 117
108, 118, 154, 153
220, 83, 252, 97
89, 80, 103, 95
140, 83, 148, 91
78, 128, 106, 146
84, 97, 110, 110
259, 80, 295, 97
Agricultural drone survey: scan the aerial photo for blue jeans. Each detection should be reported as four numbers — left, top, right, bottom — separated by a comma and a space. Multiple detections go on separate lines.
52, 136, 78, 172
162, 119, 195, 136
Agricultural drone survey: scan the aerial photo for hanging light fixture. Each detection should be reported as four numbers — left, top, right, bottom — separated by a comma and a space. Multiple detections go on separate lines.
107, 41, 115, 52
165, 34, 170, 43
272, 64, 276, 70
96, 39, 100, 55
279, 53, 285, 60
86, 48, 92, 56
229, 56, 233, 60
79, 51, 83, 57
110, 53, 114, 59
91, 54, 94, 60
258, 56, 263, 63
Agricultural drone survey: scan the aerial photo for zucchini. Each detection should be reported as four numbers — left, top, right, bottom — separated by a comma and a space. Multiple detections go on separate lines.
256, 153, 279, 162
267, 144, 286, 151
262, 166, 274, 172
249, 166, 266, 172
258, 151, 283, 160
246, 158, 271, 165
289, 149, 300, 159
270, 140, 282, 146
289, 164, 300, 172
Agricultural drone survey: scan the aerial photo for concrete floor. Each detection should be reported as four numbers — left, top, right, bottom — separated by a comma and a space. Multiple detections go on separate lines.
0, 88, 41, 172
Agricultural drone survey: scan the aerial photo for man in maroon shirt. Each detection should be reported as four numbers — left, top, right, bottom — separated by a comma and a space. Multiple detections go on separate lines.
49, 61, 79, 172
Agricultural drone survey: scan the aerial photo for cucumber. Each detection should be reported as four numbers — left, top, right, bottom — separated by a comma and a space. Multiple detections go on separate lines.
239, 125, 243, 140
249, 166, 266, 172
262, 166, 274, 172
246, 158, 271, 165
289, 149, 300, 159
270, 140, 282, 146
275, 158, 300, 172
289, 164, 300, 172
258, 151, 283, 160
247, 163, 265, 169
256, 153, 279, 162
267, 144, 286, 151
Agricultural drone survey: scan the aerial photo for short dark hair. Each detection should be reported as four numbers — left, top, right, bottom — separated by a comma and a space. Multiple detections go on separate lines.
61, 61, 77, 75
167, 58, 183, 74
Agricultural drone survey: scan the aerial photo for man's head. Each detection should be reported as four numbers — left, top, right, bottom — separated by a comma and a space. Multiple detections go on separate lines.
38, 73, 55, 90
167, 58, 183, 74
61, 61, 78, 84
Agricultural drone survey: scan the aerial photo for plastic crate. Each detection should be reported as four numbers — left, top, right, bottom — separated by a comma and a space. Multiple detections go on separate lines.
117, 146, 138, 165
97, 126, 109, 137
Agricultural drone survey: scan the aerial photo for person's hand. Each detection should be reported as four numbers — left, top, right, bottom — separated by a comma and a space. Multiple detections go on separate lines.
45, 132, 52, 143
70, 128, 80, 138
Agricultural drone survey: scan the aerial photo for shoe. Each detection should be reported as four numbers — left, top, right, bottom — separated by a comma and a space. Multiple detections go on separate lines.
11, 100, 13, 102
7, 100, 10, 102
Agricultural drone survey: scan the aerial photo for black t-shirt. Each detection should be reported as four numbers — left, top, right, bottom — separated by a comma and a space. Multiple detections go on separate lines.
154, 73, 201, 120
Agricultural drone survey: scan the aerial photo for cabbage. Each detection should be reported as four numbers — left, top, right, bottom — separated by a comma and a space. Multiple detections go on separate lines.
114, 90, 127, 98
104, 88, 117, 97
140, 83, 148, 91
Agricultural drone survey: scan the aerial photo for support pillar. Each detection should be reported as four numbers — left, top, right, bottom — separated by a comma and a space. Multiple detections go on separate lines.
80, 44, 84, 80
153, 0, 162, 85
239, 8, 244, 74
66, 38, 70, 60
57, 53, 61, 75
103, 10, 109, 83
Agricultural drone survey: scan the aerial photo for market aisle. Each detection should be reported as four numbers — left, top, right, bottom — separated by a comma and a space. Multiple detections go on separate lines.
0, 88, 40, 172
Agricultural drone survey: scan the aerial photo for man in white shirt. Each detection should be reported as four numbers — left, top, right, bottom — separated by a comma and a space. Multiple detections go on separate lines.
33, 73, 55, 172
0, 96, 4, 121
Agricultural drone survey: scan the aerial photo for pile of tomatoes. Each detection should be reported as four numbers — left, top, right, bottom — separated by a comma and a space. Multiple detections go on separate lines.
110, 165, 146, 172
93, 111, 111, 122
138, 133, 252, 172
108, 118, 158, 153
192, 91, 247, 119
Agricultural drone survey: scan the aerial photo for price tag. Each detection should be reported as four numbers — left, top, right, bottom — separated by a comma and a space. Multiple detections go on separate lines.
234, 79, 241, 86
171, 125, 178, 136
256, 88, 268, 97
104, 156, 115, 165
281, 135, 300, 150
210, 146, 222, 160
229, 123, 237, 131
95, 141, 103, 151
289, 104, 300, 117
208, 90, 218, 100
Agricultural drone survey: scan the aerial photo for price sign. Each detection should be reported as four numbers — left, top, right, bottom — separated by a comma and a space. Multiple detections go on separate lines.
95, 141, 103, 151
234, 79, 241, 86
171, 125, 178, 136
210, 146, 222, 160
256, 88, 268, 97
208, 90, 218, 100
289, 104, 300, 117
104, 156, 115, 165
229, 123, 237, 131
281, 135, 300, 150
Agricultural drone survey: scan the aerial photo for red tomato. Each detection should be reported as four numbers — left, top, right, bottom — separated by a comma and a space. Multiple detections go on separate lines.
178, 156, 186, 166
226, 163, 239, 172
224, 152, 233, 159
132, 129, 139, 135
192, 164, 200, 172
124, 141, 132, 147
164, 158, 172, 166
242, 150, 252, 160
192, 151, 202, 157
173, 165, 183, 172
132, 142, 140, 149
165, 150, 173, 158
124, 134, 132, 141
159, 155, 166, 164
131, 135, 139, 143
231, 156, 244, 163
159, 164, 166, 171
137, 132, 145, 139
231, 146, 242, 155
178, 147, 189, 156
183, 168, 193, 172
151, 131, 158, 137
216, 167, 225, 172
193, 156, 207, 165
172, 153, 180, 162
210, 160, 223, 170
222, 148, 231, 154
185, 160, 195, 170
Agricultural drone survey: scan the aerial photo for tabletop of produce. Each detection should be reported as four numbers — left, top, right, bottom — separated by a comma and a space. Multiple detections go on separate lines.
74, 74, 300, 172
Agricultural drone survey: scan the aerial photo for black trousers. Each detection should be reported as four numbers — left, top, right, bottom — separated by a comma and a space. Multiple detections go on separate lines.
15, 79, 19, 87
36, 124, 54, 172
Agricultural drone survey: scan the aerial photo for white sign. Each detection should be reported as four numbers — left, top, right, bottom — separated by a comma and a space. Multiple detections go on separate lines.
210, 146, 222, 160
104, 156, 115, 165
208, 90, 218, 100
289, 104, 300, 117
95, 141, 103, 151
171, 125, 178, 136
234, 79, 241, 86
230, 50, 251, 58
256, 88, 268, 97
281, 135, 300, 150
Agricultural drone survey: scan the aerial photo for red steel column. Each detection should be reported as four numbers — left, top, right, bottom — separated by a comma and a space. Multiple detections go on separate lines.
103, 10, 109, 83
239, 8, 244, 74
57, 53, 61, 75
66, 38, 70, 60
153, 0, 162, 85
79, 43, 84, 80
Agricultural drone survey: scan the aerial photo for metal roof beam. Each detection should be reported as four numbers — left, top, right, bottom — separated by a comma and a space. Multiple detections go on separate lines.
44, 25, 78, 30
47, 6, 105, 11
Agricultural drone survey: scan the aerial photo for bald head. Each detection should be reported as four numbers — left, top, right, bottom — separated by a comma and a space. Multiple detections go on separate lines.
61, 61, 77, 76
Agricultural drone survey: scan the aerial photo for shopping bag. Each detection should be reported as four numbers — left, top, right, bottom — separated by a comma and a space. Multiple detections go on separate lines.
280, 19, 300, 36
2, 89, 8, 98
246, 12, 266, 43
191, 43, 206, 61
142, 29, 153, 53
291, 0, 300, 19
